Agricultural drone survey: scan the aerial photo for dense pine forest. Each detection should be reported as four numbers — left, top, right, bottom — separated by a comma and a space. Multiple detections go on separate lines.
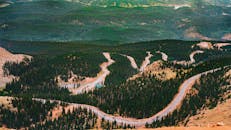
31, 107, 98, 130
0, 98, 56, 129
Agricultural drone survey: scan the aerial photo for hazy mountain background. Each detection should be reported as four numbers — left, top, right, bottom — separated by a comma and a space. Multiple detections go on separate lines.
61, 0, 231, 7
0, 0, 231, 43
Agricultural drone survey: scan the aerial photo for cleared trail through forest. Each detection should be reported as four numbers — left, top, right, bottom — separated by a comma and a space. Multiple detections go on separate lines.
121, 51, 153, 72
33, 65, 230, 127
139, 51, 153, 72
156, 51, 168, 61
120, 54, 139, 70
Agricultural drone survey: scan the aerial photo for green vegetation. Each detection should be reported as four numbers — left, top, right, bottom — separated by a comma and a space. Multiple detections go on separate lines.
1, 1, 230, 42
31, 107, 98, 130
101, 118, 135, 129
105, 54, 137, 86
0, 98, 56, 129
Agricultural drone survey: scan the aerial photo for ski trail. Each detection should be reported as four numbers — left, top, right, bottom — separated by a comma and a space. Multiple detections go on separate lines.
120, 54, 139, 70
139, 51, 153, 72
156, 51, 168, 61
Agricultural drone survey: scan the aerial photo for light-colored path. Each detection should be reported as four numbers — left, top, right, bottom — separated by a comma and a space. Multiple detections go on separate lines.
60, 52, 115, 94
120, 54, 139, 70
174, 50, 204, 66
33, 65, 230, 127
121, 52, 153, 71
156, 51, 168, 61
189, 50, 204, 63
140, 51, 153, 72
213, 43, 231, 50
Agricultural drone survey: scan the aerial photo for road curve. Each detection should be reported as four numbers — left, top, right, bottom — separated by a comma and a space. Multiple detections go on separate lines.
73, 52, 115, 94
214, 43, 231, 50
189, 50, 204, 63
33, 65, 230, 127
174, 50, 204, 66
59, 52, 115, 94
120, 54, 139, 70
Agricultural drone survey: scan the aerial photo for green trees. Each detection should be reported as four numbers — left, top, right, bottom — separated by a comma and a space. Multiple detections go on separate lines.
0, 98, 56, 129
31, 107, 98, 130
105, 54, 137, 86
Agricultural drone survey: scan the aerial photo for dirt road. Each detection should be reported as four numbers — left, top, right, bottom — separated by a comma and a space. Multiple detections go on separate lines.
69, 52, 115, 94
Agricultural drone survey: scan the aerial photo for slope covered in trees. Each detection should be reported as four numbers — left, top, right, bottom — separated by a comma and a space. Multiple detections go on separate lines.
146, 67, 231, 128
0, 98, 56, 129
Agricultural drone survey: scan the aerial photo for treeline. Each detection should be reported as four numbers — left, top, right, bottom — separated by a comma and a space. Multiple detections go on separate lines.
101, 118, 135, 129
30, 106, 136, 129
146, 67, 231, 128
0, 98, 56, 129
31, 107, 98, 130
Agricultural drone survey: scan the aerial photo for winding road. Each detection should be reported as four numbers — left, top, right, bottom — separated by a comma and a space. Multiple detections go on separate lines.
189, 50, 204, 63
174, 50, 204, 66
59, 52, 115, 94
33, 65, 230, 127
214, 43, 231, 50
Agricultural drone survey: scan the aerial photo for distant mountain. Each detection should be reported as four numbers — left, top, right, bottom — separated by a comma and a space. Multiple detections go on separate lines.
62, 0, 231, 7
3, 0, 231, 8
0, 0, 231, 43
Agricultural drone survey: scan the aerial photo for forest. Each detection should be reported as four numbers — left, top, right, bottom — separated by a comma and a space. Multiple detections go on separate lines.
0, 98, 56, 129
31, 107, 98, 130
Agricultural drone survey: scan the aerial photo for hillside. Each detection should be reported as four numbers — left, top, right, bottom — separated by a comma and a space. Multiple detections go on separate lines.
0, 47, 31, 89
153, 126, 231, 130
71, 0, 231, 7
186, 99, 231, 127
